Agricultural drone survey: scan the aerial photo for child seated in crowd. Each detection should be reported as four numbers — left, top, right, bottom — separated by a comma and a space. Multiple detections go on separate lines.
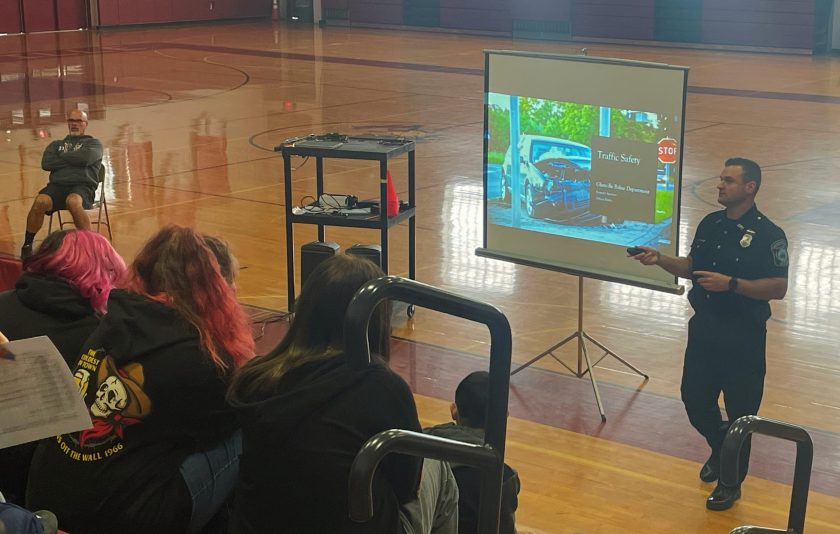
425, 371, 521, 534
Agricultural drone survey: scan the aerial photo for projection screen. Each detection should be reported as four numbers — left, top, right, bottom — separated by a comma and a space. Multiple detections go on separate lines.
478, 50, 688, 293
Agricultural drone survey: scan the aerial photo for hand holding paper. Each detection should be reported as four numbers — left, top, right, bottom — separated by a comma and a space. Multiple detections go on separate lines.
0, 329, 14, 359
0, 336, 92, 450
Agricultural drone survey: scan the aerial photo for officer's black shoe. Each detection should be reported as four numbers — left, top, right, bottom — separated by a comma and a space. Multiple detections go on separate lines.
20, 244, 32, 261
706, 483, 741, 511
699, 454, 719, 483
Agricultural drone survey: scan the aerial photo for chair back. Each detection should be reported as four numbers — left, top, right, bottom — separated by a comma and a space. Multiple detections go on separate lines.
98, 165, 107, 199
48, 162, 113, 241
723, 415, 813, 534
345, 276, 512, 534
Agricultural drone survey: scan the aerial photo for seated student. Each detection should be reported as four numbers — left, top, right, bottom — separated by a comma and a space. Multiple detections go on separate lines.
227, 254, 459, 534
202, 235, 237, 287
0, 230, 124, 506
0, 229, 125, 367
27, 226, 255, 534
425, 371, 521, 534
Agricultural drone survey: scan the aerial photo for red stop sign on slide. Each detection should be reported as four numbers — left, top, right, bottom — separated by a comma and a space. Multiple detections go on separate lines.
658, 138, 678, 164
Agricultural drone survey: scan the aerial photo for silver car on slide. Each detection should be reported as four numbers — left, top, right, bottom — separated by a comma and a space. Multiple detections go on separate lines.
501, 135, 592, 219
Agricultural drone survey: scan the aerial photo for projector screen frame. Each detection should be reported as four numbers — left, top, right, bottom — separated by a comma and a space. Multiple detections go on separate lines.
475, 247, 685, 295
480, 49, 689, 294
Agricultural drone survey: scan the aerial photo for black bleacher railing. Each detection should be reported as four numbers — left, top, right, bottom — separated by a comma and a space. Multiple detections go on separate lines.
722, 415, 813, 534
344, 276, 512, 534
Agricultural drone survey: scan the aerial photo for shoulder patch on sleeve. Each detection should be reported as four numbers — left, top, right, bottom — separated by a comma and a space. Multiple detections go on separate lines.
771, 238, 789, 267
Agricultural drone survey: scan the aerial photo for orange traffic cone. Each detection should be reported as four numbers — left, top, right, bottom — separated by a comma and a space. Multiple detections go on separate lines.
386, 170, 399, 217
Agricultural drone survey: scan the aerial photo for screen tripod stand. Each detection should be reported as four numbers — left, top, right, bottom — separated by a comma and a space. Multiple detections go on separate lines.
511, 276, 649, 421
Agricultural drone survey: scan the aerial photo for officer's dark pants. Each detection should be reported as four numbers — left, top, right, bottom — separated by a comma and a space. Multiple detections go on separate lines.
680, 312, 766, 484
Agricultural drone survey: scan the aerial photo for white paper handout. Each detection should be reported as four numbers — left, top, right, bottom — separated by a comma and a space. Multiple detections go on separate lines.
0, 336, 92, 449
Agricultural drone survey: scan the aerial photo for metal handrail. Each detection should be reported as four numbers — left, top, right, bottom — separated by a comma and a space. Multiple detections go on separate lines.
723, 415, 813, 534
344, 276, 512, 533
348, 430, 498, 514
729, 528, 790, 534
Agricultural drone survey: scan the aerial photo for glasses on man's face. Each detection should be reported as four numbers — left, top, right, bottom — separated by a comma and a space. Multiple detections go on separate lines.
67, 119, 86, 124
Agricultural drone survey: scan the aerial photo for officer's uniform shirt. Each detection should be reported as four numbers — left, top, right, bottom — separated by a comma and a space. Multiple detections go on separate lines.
687, 204, 788, 324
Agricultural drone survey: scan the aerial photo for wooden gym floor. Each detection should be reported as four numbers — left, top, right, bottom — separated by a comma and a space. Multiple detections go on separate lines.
1, 20, 840, 533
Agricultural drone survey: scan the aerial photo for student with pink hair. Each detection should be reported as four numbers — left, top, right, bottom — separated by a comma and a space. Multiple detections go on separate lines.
0, 229, 125, 367
27, 226, 255, 534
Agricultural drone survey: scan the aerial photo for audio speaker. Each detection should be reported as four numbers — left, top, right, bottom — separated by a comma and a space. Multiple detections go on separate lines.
301, 241, 340, 286
346, 244, 382, 268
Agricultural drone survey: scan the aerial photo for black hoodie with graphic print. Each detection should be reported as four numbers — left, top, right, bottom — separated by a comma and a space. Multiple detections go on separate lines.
27, 289, 237, 534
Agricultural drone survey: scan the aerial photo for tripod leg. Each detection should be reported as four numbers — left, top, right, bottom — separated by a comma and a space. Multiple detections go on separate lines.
580, 339, 606, 422
582, 332, 649, 379
511, 332, 577, 376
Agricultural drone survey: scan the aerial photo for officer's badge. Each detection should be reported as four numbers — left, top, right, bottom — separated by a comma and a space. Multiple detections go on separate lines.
771, 239, 789, 267
740, 231, 754, 248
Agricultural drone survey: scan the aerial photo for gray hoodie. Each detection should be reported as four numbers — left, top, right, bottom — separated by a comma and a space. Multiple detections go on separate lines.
41, 134, 103, 187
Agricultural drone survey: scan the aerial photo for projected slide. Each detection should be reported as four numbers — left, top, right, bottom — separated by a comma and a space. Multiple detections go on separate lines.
487, 93, 675, 248
480, 50, 688, 292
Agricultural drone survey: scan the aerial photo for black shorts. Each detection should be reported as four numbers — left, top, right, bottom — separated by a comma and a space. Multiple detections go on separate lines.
40, 182, 96, 211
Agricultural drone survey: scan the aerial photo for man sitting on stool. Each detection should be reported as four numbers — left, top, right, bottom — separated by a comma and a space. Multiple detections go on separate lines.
21, 109, 103, 259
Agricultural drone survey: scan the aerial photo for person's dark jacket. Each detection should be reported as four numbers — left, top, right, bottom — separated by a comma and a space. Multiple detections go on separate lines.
425, 422, 520, 534
41, 134, 103, 188
0, 272, 99, 366
27, 290, 237, 534
230, 355, 422, 534
0, 272, 101, 505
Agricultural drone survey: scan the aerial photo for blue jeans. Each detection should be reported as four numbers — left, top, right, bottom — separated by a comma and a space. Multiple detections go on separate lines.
179, 430, 242, 533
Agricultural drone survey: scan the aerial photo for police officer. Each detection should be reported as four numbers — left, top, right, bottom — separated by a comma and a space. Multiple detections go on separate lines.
631, 157, 788, 510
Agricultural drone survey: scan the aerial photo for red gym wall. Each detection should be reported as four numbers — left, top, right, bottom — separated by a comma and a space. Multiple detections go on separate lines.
96, 0, 269, 27
0, 0, 87, 33
0, 0, 269, 32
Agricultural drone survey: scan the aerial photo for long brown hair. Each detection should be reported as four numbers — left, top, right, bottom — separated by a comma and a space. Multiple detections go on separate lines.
123, 225, 254, 370
228, 254, 390, 402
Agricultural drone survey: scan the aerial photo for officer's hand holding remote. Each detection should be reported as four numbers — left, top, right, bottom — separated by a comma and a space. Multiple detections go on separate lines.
626, 245, 660, 266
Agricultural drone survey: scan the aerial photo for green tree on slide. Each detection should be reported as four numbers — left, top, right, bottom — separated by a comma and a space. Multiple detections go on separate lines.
519, 99, 656, 144
487, 97, 658, 162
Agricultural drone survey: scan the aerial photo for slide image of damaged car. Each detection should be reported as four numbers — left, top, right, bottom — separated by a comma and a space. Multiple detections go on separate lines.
500, 134, 592, 219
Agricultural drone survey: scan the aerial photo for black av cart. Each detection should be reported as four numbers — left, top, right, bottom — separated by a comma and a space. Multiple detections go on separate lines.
276, 135, 416, 312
